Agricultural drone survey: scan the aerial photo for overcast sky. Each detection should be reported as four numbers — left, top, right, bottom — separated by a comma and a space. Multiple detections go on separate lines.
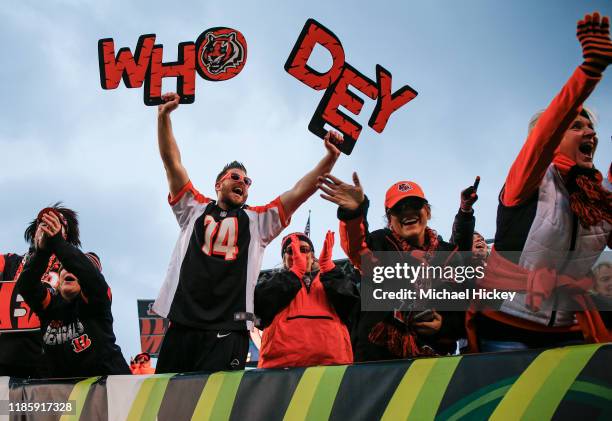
1, 0, 610, 360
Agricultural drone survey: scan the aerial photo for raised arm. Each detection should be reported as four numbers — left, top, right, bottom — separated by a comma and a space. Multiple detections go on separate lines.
158, 92, 190, 198
279, 131, 341, 216
503, 12, 610, 206
16, 249, 51, 313
38, 212, 109, 305
450, 177, 478, 251
319, 172, 372, 270
48, 236, 109, 305
17, 213, 62, 311
317, 231, 359, 323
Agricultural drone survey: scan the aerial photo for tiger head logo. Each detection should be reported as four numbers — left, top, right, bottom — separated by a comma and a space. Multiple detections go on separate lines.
398, 183, 413, 192
198, 30, 246, 80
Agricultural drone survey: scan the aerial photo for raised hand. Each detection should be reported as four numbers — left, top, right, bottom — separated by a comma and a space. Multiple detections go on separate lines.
318, 172, 365, 211
318, 231, 336, 273
460, 176, 480, 212
288, 235, 307, 280
40, 212, 62, 237
158, 92, 180, 116
578, 12, 612, 75
35, 211, 63, 250
323, 130, 342, 160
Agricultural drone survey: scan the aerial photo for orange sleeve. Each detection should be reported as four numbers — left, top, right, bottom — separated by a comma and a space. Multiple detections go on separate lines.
339, 215, 372, 271
249, 196, 290, 228
168, 180, 210, 205
502, 66, 601, 206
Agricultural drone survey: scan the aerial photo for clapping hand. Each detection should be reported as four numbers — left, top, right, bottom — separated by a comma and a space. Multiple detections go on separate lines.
318, 231, 336, 273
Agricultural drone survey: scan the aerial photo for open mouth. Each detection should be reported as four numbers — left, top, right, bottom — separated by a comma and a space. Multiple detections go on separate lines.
578, 142, 595, 159
400, 216, 419, 226
232, 186, 244, 196
64, 275, 77, 283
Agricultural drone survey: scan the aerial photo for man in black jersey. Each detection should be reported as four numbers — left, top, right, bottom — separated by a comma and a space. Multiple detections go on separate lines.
153, 92, 341, 373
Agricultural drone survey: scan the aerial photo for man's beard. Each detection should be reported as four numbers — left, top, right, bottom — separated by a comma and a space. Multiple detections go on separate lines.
219, 195, 245, 210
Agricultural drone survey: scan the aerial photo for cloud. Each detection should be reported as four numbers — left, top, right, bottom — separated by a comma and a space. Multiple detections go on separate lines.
1, 0, 610, 361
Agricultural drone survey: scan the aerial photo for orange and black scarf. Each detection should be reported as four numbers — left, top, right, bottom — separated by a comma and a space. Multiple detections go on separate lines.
566, 165, 612, 228
554, 154, 612, 228
368, 226, 442, 358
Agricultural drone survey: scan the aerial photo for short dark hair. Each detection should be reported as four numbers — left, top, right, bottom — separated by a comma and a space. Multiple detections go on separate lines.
215, 161, 247, 183
24, 202, 81, 247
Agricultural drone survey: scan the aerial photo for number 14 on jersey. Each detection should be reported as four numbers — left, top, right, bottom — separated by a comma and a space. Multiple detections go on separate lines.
202, 215, 239, 260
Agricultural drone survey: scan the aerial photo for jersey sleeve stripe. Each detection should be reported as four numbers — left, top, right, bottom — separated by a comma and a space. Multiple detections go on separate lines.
248, 196, 290, 227
168, 181, 210, 206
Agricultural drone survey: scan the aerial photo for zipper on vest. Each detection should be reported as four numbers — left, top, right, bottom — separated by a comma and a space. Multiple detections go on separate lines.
286, 315, 333, 321
548, 214, 579, 327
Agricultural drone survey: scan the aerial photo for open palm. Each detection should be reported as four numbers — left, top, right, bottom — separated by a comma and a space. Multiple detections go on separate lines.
318, 172, 365, 211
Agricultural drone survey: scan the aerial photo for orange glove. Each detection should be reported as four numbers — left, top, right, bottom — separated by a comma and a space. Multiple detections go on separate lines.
288, 235, 307, 279
318, 231, 336, 274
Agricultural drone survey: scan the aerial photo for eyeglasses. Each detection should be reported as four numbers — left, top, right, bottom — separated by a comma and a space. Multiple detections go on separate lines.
220, 172, 252, 186
284, 246, 312, 255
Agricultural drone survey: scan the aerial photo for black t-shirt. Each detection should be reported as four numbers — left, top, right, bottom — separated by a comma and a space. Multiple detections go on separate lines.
153, 181, 288, 330
37, 291, 129, 377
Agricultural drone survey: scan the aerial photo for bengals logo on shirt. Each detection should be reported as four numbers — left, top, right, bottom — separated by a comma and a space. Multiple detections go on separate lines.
71, 334, 92, 353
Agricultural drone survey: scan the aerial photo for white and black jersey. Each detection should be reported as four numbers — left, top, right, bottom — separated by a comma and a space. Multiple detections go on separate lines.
153, 181, 289, 330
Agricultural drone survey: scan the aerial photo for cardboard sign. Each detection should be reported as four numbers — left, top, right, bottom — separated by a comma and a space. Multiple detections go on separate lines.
98, 27, 248, 105
285, 19, 418, 154
137, 299, 168, 357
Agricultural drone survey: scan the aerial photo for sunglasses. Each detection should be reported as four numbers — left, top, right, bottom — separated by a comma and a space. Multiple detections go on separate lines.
389, 198, 426, 215
220, 172, 252, 186
284, 246, 312, 255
